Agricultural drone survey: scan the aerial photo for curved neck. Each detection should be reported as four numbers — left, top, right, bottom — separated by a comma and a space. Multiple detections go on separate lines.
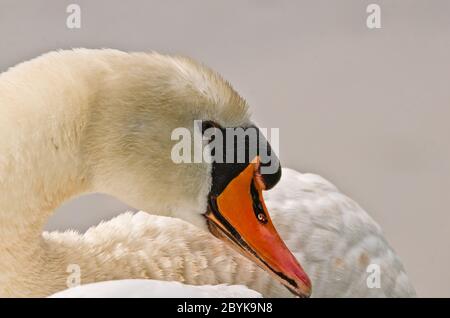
0, 51, 102, 292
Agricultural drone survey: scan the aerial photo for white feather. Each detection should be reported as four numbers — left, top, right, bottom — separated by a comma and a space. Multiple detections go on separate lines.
49, 280, 261, 298
265, 168, 416, 297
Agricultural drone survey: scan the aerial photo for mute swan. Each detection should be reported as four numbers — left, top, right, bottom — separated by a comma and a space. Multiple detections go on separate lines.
0, 49, 309, 297
43, 168, 415, 298
49, 280, 262, 298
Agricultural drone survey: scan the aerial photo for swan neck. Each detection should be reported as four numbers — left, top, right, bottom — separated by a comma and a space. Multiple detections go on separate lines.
0, 52, 101, 292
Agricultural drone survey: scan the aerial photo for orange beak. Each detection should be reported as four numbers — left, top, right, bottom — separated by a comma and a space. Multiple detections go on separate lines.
205, 157, 312, 297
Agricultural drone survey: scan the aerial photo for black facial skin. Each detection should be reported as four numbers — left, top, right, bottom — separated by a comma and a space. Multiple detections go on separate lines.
250, 180, 268, 224
201, 120, 282, 197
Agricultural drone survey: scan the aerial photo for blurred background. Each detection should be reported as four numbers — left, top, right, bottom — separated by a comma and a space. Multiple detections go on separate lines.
1, 0, 449, 297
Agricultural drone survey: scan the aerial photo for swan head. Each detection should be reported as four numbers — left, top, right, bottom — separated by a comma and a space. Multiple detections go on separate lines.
82, 51, 311, 297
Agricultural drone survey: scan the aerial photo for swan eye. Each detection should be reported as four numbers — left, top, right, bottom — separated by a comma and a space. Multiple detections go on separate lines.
201, 120, 221, 144
201, 120, 219, 134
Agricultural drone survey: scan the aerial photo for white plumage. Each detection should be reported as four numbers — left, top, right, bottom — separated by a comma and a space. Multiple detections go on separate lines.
265, 168, 415, 297
49, 280, 262, 298
45, 168, 415, 298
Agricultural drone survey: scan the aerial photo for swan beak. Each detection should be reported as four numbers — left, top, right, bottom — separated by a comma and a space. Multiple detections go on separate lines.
205, 158, 312, 298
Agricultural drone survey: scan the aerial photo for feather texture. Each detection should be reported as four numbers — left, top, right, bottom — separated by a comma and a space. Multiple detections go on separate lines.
43, 168, 415, 298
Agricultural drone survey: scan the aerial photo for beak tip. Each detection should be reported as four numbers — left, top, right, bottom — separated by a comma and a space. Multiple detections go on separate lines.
301, 283, 312, 298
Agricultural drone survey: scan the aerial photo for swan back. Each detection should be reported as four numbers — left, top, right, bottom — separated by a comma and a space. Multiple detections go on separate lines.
265, 168, 416, 297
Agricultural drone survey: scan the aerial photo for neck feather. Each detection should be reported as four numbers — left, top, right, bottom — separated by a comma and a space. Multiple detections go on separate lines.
0, 50, 108, 292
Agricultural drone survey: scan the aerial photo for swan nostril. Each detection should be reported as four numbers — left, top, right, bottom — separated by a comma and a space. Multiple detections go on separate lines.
257, 213, 267, 223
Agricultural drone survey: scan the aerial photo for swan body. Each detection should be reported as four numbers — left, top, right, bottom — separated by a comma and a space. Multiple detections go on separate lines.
0, 49, 415, 298
49, 280, 262, 298
265, 168, 416, 297
42, 211, 288, 298
42, 168, 415, 298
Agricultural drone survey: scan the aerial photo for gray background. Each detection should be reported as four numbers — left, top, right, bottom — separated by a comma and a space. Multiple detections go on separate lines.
1, 0, 449, 297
